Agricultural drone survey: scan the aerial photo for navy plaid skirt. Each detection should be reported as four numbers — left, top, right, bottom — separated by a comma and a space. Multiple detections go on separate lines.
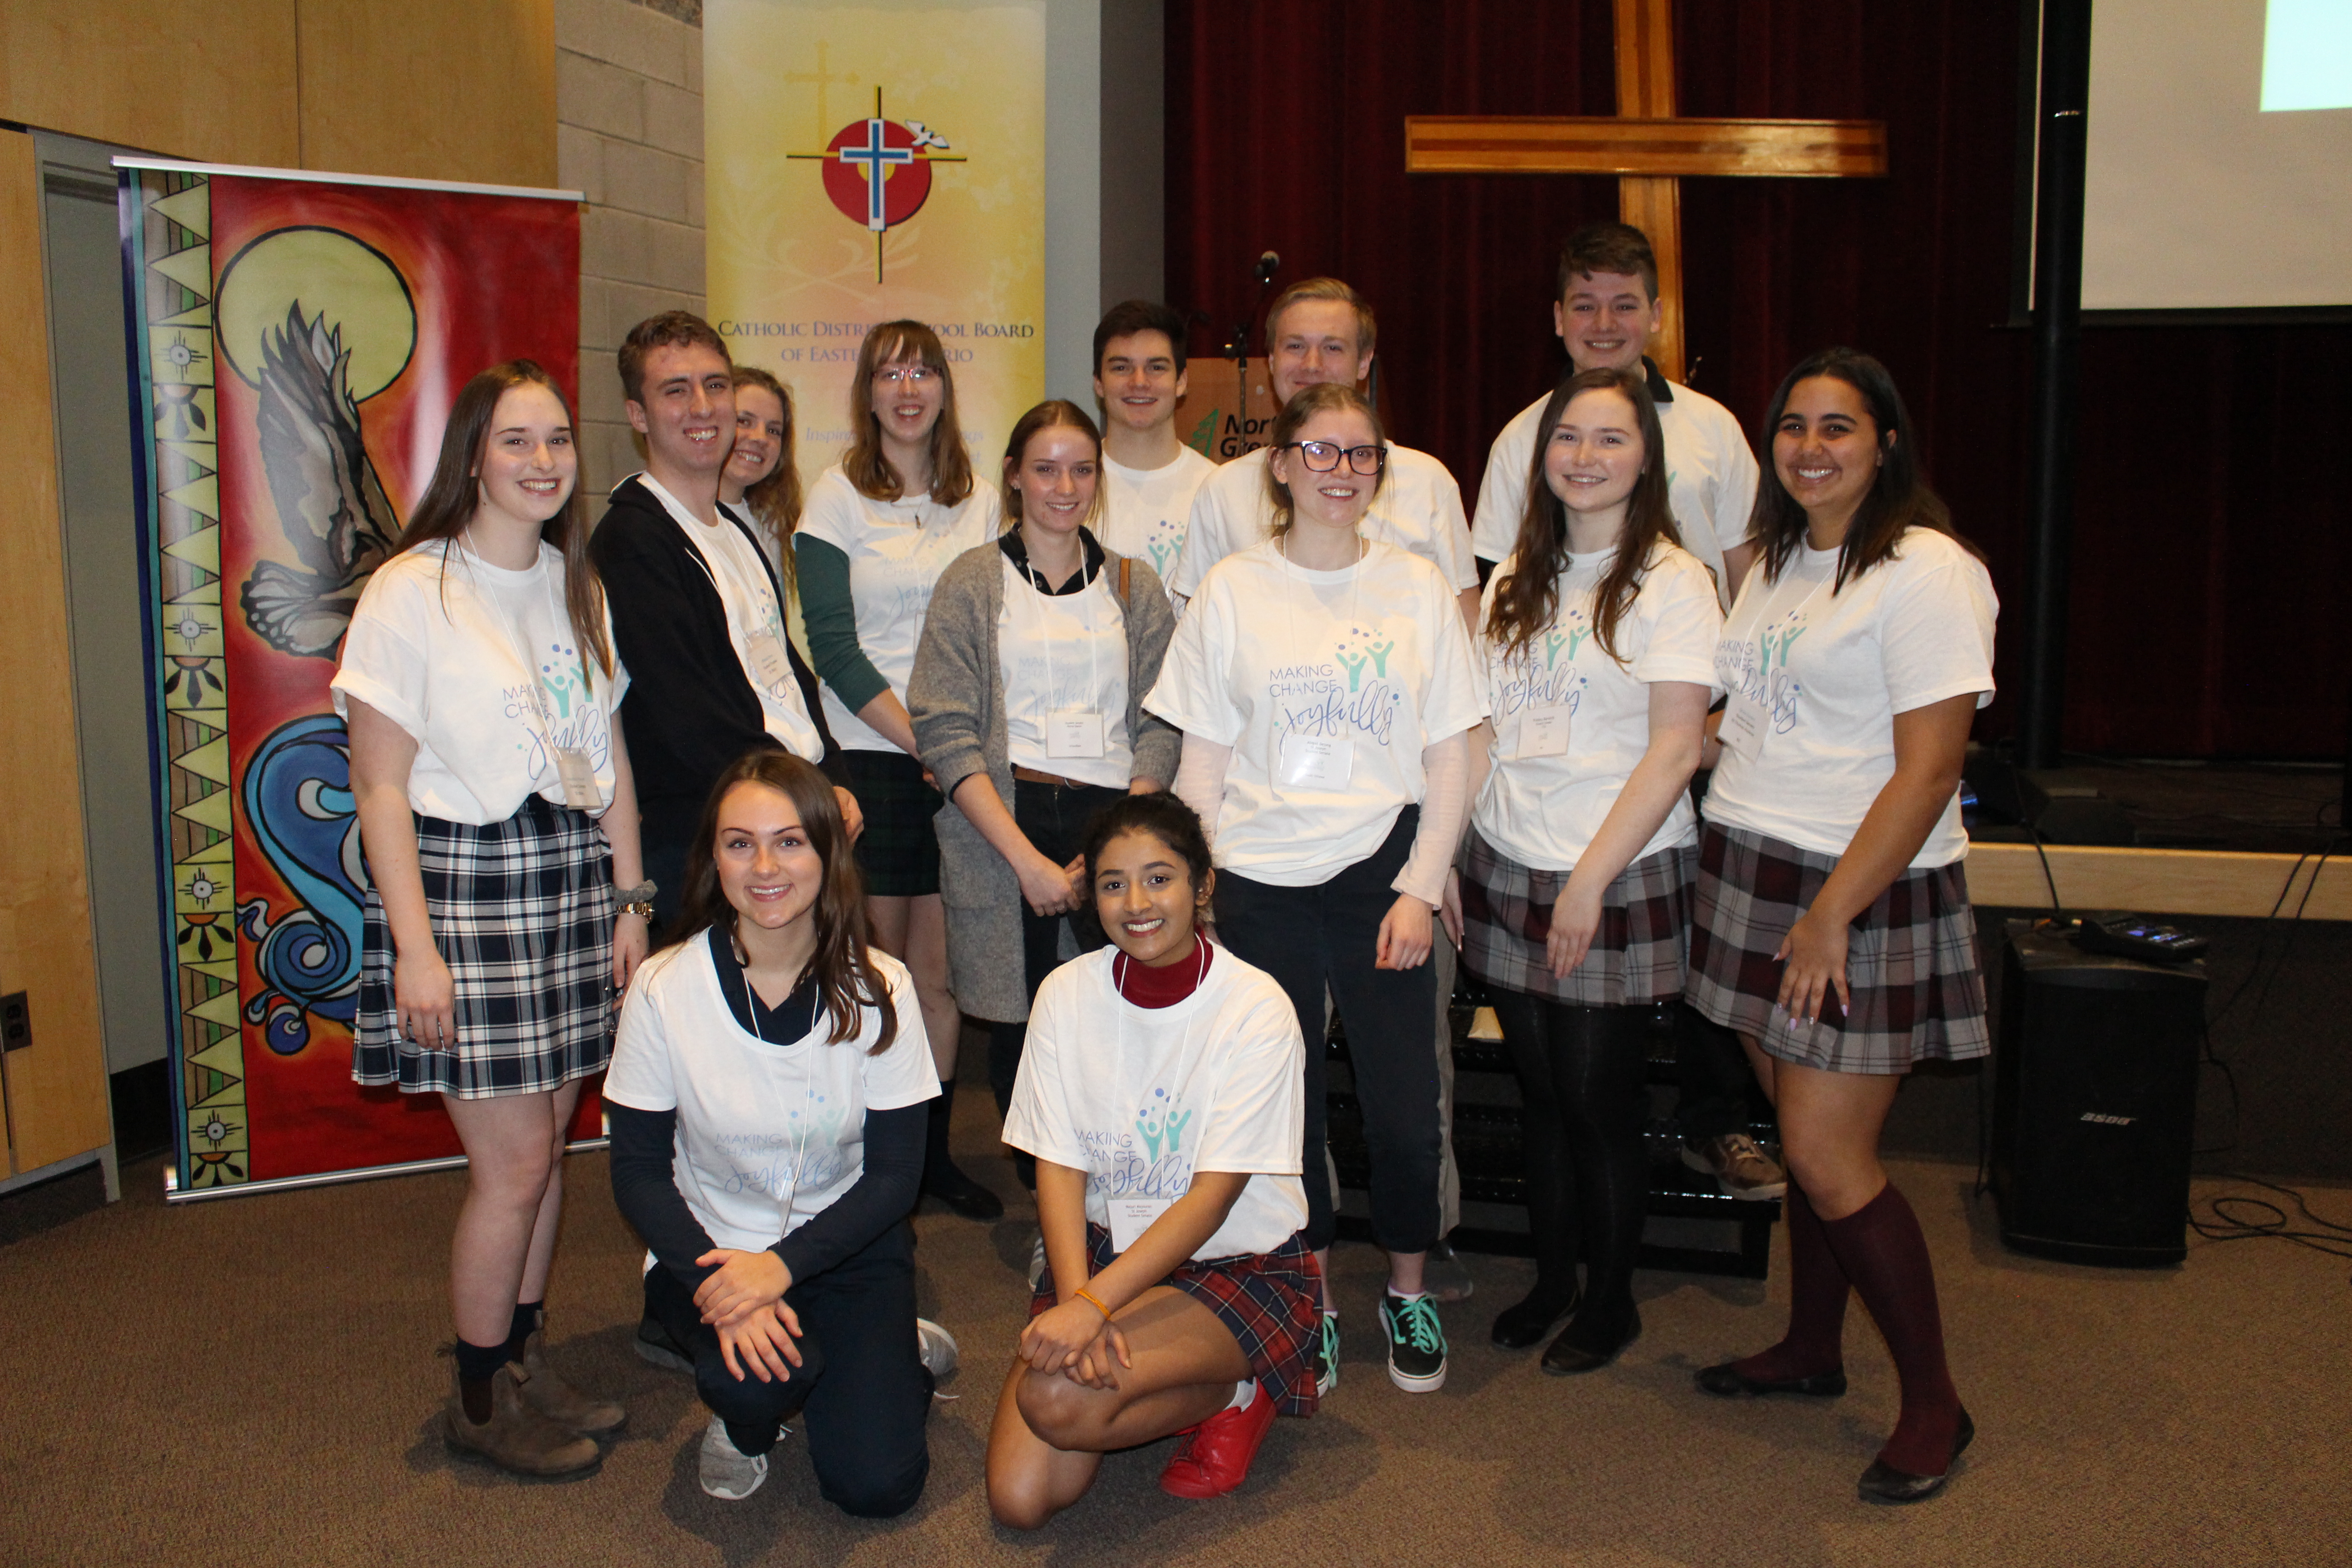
1686, 822, 1988, 1073
353, 795, 615, 1098
1459, 830, 1694, 1005
842, 748, 943, 897
1031, 1224, 1323, 1417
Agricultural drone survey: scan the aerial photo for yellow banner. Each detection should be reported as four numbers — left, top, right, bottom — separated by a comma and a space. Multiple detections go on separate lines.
706, 0, 1046, 493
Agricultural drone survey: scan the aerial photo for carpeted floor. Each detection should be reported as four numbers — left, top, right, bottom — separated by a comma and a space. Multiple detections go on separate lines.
4, 1079, 2348, 1568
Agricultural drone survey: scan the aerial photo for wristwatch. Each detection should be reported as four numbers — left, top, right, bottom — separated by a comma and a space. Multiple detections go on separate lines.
617, 880, 656, 921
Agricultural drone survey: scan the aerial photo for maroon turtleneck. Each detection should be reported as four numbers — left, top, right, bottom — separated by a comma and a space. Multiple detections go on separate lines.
1114, 933, 1213, 1009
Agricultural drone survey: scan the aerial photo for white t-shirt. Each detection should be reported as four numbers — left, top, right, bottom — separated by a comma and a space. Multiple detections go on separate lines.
1167, 442, 1480, 601
1099, 447, 1217, 596
999, 553, 1134, 788
1146, 538, 1489, 885
1003, 945, 1308, 1260
332, 539, 630, 824
1471, 382, 1760, 608
796, 465, 1002, 751
1704, 528, 1998, 868
604, 937, 940, 1255
1473, 542, 1721, 871
634, 476, 824, 760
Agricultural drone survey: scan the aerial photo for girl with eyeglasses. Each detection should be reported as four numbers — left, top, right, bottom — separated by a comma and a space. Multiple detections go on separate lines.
1441, 367, 1719, 1376
797, 321, 1004, 1221
1146, 381, 1487, 1399
907, 400, 1182, 1206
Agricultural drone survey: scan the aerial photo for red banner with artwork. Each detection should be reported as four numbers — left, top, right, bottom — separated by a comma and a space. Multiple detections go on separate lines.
123, 162, 596, 1195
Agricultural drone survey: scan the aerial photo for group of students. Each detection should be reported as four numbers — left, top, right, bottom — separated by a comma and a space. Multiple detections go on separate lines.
333, 219, 1998, 1522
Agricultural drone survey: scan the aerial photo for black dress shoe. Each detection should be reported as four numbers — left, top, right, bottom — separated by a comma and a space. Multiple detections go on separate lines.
923, 1165, 1006, 1220
1695, 1360, 1848, 1399
1490, 1289, 1578, 1350
1540, 1306, 1640, 1375
1857, 1407, 1975, 1504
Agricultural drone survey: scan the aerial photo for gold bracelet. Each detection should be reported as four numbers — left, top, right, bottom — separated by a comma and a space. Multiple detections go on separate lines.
1073, 1286, 1112, 1321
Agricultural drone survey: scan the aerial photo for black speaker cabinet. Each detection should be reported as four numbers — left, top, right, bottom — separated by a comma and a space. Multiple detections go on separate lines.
1993, 923, 2206, 1266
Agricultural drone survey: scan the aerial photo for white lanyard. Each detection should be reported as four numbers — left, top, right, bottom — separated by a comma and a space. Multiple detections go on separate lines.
461, 540, 603, 810
1013, 545, 1108, 760
731, 931, 818, 1236
1105, 938, 1211, 1254
700, 514, 793, 692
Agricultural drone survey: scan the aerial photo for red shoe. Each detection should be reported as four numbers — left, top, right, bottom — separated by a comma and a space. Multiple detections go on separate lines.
1159, 1384, 1277, 1499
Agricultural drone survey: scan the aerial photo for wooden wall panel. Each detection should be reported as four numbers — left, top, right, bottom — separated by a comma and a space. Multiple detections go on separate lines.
0, 0, 300, 167
0, 130, 113, 1172
296, 0, 558, 187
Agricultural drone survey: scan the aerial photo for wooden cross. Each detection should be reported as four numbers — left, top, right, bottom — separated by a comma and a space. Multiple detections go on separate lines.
1404, 0, 1886, 382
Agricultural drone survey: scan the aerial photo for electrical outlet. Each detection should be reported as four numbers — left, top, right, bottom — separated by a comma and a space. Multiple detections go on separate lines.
1, 992, 29, 1052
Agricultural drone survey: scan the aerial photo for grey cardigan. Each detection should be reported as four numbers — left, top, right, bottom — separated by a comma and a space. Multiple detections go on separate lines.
906, 535, 1181, 1023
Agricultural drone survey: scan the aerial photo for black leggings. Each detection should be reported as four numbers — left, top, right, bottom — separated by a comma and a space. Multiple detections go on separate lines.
987, 779, 1124, 1188
1487, 994, 1652, 1322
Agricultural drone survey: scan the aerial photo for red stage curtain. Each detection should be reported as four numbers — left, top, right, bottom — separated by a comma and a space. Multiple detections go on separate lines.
1166, 0, 2352, 759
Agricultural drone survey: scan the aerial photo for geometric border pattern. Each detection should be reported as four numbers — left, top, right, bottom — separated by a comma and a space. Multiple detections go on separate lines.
125, 169, 247, 1191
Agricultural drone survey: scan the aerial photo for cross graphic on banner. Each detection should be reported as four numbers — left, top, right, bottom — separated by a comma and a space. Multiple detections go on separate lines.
837, 117, 915, 230
1404, 0, 1885, 382
778, 41, 860, 146
789, 86, 967, 282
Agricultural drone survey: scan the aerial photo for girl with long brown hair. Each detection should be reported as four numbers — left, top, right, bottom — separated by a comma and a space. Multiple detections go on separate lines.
335, 359, 643, 1476
796, 321, 1004, 1220
604, 750, 940, 1514
1440, 367, 1719, 1373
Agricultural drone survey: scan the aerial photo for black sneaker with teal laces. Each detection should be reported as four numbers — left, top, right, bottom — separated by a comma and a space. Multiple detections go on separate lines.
1380, 1291, 1448, 1392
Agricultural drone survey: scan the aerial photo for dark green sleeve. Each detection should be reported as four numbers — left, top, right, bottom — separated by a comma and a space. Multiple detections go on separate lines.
793, 534, 892, 716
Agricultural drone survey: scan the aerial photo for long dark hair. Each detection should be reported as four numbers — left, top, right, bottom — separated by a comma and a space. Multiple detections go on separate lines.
398, 360, 612, 679
843, 320, 974, 506
1488, 367, 1679, 667
1001, 399, 1105, 536
1261, 381, 1389, 535
660, 751, 899, 1054
1749, 347, 1982, 593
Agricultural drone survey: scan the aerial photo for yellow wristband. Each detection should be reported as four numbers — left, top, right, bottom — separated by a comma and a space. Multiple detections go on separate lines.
1073, 1286, 1112, 1321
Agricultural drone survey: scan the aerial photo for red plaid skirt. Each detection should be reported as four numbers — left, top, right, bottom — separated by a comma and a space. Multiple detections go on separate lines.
1029, 1224, 1322, 1417
1459, 830, 1693, 1005
1687, 823, 1988, 1073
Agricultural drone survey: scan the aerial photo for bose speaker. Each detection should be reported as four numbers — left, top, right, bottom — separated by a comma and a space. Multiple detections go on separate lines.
1992, 922, 2207, 1267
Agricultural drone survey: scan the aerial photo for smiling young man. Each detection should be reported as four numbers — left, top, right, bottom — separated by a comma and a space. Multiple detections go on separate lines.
1471, 224, 1760, 607
589, 312, 843, 934
1469, 226, 1785, 1205
1165, 278, 1481, 631
1090, 300, 1216, 596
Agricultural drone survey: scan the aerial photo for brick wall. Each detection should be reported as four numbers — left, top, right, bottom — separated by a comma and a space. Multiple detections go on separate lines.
554, 0, 706, 496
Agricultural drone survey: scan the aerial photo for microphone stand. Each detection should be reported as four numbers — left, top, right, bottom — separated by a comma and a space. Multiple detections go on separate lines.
1229, 253, 1278, 452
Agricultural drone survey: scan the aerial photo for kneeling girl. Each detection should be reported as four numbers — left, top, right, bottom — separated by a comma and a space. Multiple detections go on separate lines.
987, 794, 1317, 1527
606, 751, 937, 1516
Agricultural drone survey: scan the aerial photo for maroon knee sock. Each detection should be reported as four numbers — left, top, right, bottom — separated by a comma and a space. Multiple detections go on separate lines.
1731, 1185, 1849, 1382
1818, 1182, 1964, 1475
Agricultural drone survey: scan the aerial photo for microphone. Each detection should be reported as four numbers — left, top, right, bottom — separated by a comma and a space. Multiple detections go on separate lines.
1254, 250, 1280, 285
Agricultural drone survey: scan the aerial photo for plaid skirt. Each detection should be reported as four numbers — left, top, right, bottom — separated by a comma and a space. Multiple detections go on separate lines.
1031, 1224, 1323, 1417
1686, 823, 1988, 1073
842, 749, 943, 897
1459, 830, 1694, 1005
353, 795, 615, 1098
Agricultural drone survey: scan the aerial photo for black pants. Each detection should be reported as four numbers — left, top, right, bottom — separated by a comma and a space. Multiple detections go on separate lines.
987, 779, 1124, 1189
1214, 808, 1440, 1254
1487, 995, 1652, 1322
643, 1221, 930, 1519
1675, 1002, 1759, 1143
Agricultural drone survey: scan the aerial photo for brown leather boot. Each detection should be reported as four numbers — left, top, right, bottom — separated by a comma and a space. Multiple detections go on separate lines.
444, 1362, 601, 1476
520, 1327, 627, 1436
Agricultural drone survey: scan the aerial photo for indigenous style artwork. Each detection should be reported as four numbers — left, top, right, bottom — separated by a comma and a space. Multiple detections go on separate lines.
121, 163, 586, 1195
706, 0, 1046, 492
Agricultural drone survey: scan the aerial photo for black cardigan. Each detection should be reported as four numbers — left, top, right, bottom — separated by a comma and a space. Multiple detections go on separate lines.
589, 476, 838, 849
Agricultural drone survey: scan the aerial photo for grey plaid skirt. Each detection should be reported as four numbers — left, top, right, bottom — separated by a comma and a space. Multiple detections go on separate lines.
1686, 822, 1988, 1073
354, 795, 615, 1099
1459, 829, 1694, 1005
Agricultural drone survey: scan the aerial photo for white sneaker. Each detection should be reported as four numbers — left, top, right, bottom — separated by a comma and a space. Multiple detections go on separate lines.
697, 1412, 771, 1501
916, 1317, 960, 1382
1026, 1231, 1048, 1291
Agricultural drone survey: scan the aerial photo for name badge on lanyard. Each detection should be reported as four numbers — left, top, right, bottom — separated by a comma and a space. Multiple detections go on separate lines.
1047, 710, 1106, 759
743, 628, 791, 690
1107, 1194, 1174, 1254
1720, 690, 1771, 760
1279, 731, 1354, 788
552, 746, 604, 811
1520, 701, 1573, 759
